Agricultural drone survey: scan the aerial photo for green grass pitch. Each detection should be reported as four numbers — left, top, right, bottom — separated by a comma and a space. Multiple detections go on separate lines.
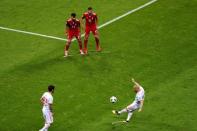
0, 0, 197, 130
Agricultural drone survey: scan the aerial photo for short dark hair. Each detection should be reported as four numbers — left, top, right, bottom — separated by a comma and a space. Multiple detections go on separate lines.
88, 7, 92, 10
48, 85, 55, 92
71, 13, 76, 18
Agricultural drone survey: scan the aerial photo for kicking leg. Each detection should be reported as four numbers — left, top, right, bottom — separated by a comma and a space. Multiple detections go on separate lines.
112, 108, 127, 115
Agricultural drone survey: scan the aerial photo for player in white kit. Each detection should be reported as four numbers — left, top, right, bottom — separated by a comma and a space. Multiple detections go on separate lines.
112, 78, 145, 122
39, 85, 55, 131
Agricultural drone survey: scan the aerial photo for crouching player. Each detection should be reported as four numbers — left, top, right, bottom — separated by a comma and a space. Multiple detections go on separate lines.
112, 78, 145, 122
39, 85, 55, 131
64, 13, 84, 57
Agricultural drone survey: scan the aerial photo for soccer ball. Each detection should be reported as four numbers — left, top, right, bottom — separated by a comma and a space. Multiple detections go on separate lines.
110, 96, 117, 103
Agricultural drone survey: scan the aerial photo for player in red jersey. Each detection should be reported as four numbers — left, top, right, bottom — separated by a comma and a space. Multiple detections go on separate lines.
64, 13, 84, 57
81, 7, 101, 54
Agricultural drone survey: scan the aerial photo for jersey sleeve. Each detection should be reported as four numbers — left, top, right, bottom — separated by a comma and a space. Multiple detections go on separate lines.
48, 96, 53, 104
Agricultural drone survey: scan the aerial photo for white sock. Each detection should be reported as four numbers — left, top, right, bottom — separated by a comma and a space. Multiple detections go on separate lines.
65, 51, 68, 56
41, 123, 50, 131
126, 112, 133, 121
80, 50, 84, 54
118, 108, 127, 114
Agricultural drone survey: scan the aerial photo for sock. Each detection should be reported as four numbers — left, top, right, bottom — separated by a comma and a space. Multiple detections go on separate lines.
64, 50, 68, 56
65, 43, 70, 50
126, 112, 133, 121
78, 40, 83, 50
84, 39, 88, 51
95, 37, 100, 49
118, 108, 127, 114
41, 123, 50, 131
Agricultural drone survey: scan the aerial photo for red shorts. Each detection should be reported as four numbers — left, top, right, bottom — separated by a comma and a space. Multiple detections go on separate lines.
68, 30, 80, 40
85, 25, 97, 35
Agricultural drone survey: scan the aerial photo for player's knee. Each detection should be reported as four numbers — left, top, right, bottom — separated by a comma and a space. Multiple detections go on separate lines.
94, 35, 99, 39
85, 35, 89, 40
84, 37, 88, 41
77, 38, 82, 42
67, 41, 71, 45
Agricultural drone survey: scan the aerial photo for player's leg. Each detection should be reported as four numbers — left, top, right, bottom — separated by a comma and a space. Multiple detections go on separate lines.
125, 103, 138, 122
75, 34, 84, 55
112, 108, 127, 115
40, 111, 53, 131
40, 109, 52, 131
64, 34, 73, 57
112, 103, 137, 120
92, 28, 101, 51
126, 111, 133, 122
84, 27, 90, 54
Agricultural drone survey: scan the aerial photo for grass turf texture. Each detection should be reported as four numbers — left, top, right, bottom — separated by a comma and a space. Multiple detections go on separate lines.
0, 0, 197, 130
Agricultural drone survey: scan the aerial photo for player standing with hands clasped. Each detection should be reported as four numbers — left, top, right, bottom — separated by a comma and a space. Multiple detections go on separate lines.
39, 85, 55, 131
81, 7, 101, 54
112, 78, 145, 123
64, 13, 84, 57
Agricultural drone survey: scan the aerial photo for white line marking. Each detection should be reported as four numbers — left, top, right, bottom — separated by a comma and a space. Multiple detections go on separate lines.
98, 0, 157, 29
0, 0, 157, 41
0, 26, 68, 41
112, 120, 127, 125
64, 51, 111, 57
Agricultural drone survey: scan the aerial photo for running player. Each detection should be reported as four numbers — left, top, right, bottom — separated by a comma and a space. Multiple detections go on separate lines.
64, 13, 84, 57
81, 7, 101, 54
39, 85, 55, 131
112, 78, 145, 122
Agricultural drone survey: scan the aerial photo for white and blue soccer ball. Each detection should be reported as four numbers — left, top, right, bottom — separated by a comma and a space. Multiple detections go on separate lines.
110, 96, 117, 103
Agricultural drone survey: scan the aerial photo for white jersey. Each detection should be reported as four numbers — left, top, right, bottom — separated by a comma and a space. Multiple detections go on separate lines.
41, 92, 53, 111
133, 86, 145, 105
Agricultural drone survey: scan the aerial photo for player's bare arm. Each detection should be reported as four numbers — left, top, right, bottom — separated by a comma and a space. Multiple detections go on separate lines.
95, 15, 98, 26
40, 97, 44, 104
131, 78, 141, 87
138, 100, 144, 112
65, 26, 69, 36
80, 17, 85, 31
49, 104, 53, 113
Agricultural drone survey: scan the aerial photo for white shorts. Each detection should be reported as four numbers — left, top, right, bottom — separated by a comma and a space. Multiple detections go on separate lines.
42, 108, 53, 124
126, 102, 140, 112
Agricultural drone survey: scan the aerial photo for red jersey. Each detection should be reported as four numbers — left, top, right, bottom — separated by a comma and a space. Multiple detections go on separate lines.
82, 12, 97, 27
66, 18, 80, 31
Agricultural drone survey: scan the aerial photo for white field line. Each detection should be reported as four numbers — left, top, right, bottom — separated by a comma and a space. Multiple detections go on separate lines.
98, 0, 157, 29
0, 0, 157, 42
0, 26, 67, 41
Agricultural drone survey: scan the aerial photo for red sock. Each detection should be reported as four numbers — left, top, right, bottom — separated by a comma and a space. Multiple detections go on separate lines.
95, 38, 100, 49
78, 40, 83, 50
84, 39, 88, 51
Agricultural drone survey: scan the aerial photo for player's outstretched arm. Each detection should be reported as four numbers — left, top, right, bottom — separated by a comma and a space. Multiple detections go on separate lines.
131, 78, 141, 87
